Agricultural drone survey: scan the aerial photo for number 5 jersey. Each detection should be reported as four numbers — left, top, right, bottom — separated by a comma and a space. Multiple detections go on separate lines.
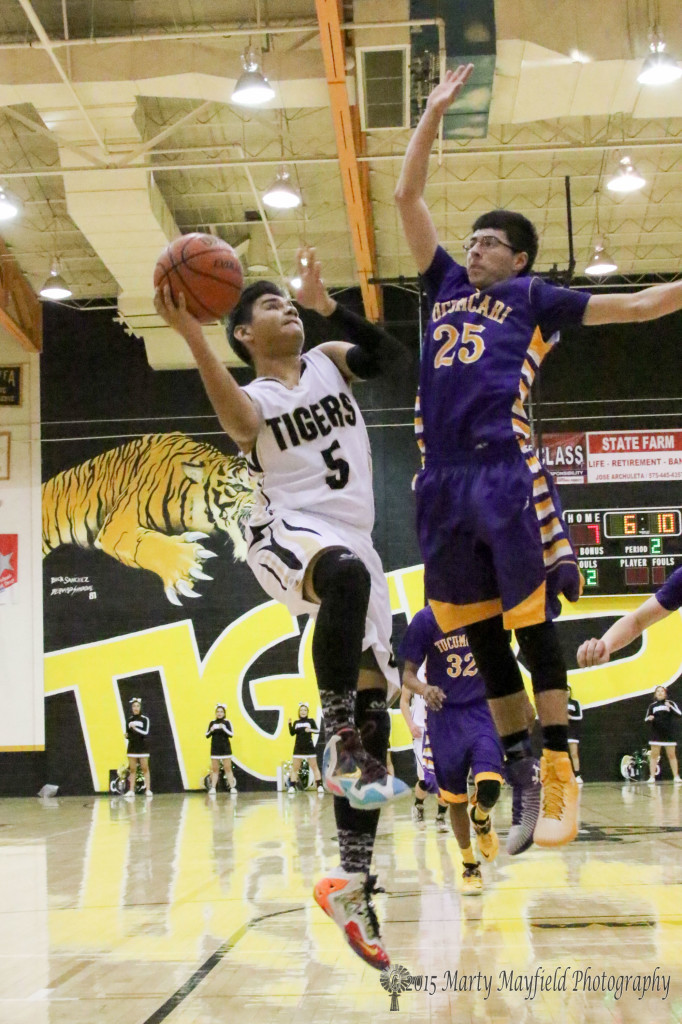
242, 347, 374, 534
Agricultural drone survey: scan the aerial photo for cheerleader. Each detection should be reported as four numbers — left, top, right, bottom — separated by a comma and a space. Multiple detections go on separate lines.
206, 704, 237, 794
125, 697, 152, 797
645, 686, 682, 785
567, 686, 583, 785
288, 703, 324, 794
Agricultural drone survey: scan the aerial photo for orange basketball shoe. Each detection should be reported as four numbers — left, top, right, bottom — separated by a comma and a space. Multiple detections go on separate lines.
533, 749, 580, 847
313, 868, 390, 970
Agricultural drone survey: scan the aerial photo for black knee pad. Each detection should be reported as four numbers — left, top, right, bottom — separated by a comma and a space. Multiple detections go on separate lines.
516, 621, 567, 694
355, 688, 390, 763
466, 616, 525, 700
312, 548, 371, 607
475, 778, 501, 810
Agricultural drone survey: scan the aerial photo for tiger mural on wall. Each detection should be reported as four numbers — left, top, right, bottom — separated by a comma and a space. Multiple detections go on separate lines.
42, 432, 253, 604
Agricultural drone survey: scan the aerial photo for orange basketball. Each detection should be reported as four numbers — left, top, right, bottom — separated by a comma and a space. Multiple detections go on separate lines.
153, 233, 244, 323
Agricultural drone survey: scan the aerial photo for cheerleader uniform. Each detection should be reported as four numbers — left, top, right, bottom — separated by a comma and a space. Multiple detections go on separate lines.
126, 713, 150, 757
645, 698, 682, 747
289, 717, 319, 757
206, 718, 234, 758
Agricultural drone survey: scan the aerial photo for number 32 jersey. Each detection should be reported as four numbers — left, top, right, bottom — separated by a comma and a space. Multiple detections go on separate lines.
242, 348, 374, 533
398, 605, 486, 708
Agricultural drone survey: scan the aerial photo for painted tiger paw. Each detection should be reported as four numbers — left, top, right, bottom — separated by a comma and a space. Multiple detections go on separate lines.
162, 531, 217, 605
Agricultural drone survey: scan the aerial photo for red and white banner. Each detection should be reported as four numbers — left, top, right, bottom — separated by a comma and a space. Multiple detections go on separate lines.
538, 432, 586, 484
586, 430, 682, 484
0, 534, 18, 594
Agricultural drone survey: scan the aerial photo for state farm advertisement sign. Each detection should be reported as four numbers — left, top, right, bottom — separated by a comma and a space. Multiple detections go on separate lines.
586, 430, 682, 483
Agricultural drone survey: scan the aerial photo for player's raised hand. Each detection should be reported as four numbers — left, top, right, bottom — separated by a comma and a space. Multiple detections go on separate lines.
576, 637, 610, 667
426, 64, 474, 119
293, 246, 335, 316
154, 285, 200, 336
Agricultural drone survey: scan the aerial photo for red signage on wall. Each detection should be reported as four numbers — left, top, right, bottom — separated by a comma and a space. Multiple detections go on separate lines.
0, 534, 17, 591
537, 432, 586, 484
586, 430, 682, 483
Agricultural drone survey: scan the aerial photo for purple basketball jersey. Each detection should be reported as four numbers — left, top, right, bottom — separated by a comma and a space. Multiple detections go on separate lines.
399, 606, 486, 706
416, 246, 590, 456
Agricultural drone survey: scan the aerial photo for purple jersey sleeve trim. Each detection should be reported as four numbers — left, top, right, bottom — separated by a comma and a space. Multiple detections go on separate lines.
422, 246, 466, 305
528, 276, 591, 340
398, 609, 433, 666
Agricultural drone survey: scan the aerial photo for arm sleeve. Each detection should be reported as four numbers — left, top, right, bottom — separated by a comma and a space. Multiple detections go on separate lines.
289, 722, 296, 736
206, 722, 213, 738
670, 702, 682, 717
225, 720, 234, 736
645, 704, 654, 721
319, 303, 407, 379
140, 716, 150, 736
574, 701, 583, 721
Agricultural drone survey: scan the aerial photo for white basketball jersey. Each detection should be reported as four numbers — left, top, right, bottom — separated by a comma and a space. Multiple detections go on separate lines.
411, 692, 427, 729
242, 348, 374, 532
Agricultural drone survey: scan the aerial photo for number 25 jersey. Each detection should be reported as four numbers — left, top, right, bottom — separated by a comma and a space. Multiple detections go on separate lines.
418, 246, 590, 455
241, 348, 374, 533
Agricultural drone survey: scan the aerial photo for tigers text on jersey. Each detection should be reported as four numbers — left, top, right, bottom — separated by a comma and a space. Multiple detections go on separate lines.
416, 246, 590, 455
398, 605, 486, 707
242, 348, 374, 532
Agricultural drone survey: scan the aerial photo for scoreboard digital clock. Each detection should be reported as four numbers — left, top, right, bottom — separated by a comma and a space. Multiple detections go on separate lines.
564, 507, 682, 595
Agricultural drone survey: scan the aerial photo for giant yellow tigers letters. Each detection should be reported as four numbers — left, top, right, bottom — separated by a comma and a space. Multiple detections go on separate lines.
45, 572, 682, 791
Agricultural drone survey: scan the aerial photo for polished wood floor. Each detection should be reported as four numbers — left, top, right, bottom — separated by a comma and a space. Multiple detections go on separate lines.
1, 782, 681, 1023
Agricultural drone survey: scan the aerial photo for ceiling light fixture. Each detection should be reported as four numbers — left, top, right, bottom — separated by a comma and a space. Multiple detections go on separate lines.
584, 242, 618, 277
262, 169, 301, 210
607, 155, 646, 194
39, 260, 72, 300
0, 186, 20, 221
637, 34, 682, 86
231, 49, 275, 107
289, 275, 302, 291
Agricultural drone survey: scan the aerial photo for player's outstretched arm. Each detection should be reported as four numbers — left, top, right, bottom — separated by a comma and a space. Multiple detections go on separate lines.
583, 279, 682, 326
576, 595, 671, 667
154, 286, 261, 452
294, 246, 406, 380
395, 64, 474, 273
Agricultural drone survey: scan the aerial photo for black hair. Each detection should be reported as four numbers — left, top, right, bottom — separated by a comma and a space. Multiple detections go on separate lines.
472, 210, 539, 275
227, 280, 287, 365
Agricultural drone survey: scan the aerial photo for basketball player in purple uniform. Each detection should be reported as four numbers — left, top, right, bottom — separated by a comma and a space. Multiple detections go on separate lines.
578, 566, 682, 668
400, 606, 504, 893
396, 64, 682, 852
155, 248, 408, 970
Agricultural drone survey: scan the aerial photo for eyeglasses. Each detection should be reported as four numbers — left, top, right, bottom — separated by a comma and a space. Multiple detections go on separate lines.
463, 235, 518, 253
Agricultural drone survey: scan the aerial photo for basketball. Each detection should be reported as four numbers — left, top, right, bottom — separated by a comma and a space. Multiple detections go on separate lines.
153, 233, 243, 323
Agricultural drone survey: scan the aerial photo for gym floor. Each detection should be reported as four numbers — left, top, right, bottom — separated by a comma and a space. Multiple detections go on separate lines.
1, 783, 681, 1023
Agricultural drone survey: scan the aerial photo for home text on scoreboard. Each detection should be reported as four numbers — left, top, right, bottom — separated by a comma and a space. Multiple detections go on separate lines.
564, 507, 682, 595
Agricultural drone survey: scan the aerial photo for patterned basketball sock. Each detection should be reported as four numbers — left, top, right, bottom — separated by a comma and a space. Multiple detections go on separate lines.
319, 689, 356, 736
338, 828, 375, 875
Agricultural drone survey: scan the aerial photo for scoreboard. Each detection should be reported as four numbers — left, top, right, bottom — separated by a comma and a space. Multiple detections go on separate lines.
564, 507, 682, 595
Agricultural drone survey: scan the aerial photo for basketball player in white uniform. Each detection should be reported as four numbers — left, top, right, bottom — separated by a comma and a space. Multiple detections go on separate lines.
399, 682, 449, 831
155, 247, 408, 970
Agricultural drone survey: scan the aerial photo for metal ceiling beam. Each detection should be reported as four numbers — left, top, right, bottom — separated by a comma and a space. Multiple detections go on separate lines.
1, 105, 107, 167
2, 136, 682, 180
16, 0, 109, 156
315, 0, 380, 320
